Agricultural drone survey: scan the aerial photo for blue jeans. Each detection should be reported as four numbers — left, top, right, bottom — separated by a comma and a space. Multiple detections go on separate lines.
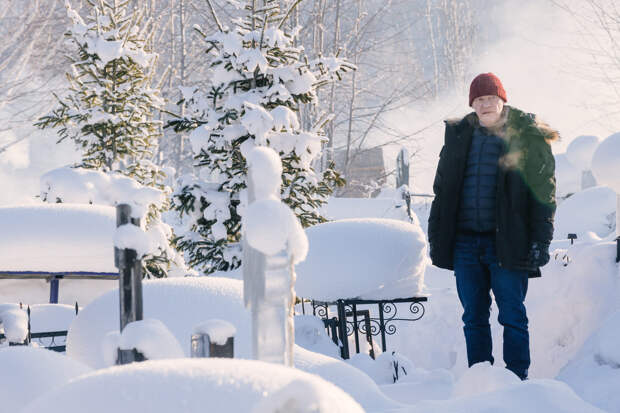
453, 232, 530, 380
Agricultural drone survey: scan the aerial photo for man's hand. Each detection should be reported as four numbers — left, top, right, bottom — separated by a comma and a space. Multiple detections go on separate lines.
528, 241, 550, 268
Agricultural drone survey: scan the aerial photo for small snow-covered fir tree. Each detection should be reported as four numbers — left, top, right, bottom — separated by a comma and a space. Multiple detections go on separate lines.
169, 0, 352, 274
36, 0, 183, 278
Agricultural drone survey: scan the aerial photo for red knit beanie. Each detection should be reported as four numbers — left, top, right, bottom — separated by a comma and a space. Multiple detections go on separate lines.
469, 73, 507, 107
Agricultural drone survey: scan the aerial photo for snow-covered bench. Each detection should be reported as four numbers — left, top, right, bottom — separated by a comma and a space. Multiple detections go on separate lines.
0, 204, 119, 303
294, 218, 429, 359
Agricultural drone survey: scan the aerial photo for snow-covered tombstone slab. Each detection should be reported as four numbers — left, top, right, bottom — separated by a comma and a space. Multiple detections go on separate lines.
21, 358, 364, 413
0, 204, 116, 273
567, 135, 600, 190
295, 218, 427, 301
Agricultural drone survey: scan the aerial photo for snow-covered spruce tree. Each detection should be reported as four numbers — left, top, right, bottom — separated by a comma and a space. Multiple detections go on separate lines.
36, 0, 183, 278
168, 0, 352, 274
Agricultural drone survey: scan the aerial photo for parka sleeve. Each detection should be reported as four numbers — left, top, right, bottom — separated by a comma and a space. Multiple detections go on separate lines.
428, 141, 447, 250
526, 136, 556, 245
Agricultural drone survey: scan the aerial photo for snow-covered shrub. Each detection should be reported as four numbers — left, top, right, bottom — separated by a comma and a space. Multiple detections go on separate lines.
40, 167, 186, 278
168, 0, 353, 274
35, 2, 182, 278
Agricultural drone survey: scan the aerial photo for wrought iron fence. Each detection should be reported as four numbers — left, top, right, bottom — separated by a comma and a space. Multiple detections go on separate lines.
299, 296, 428, 359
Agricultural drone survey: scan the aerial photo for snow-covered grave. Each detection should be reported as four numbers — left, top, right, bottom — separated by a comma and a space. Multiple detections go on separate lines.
295, 217, 428, 359
0, 204, 119, 304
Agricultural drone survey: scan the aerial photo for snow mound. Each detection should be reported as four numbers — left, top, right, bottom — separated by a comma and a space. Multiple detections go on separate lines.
295, 218, 427, 301
0, 308, 28, 342
29, 304, 77, 332
22, 358, 364, 413
294, 345, 403, 412
322, 197, 412, 222
411, 379, 604, 413
294, 315, 340, 359
554, 186, 616, 239
0, 347, 91, 413
40, 167, 165, 217
592, 132, 620, 192
194, 319, 236, 345
116, 319, 184, 360
451, 362, 520, 398
67, 277, 250, 368
566, 135, 600, 171
558, 309, 620, 413
527, 240, 620, 377
0, 204, 116, 272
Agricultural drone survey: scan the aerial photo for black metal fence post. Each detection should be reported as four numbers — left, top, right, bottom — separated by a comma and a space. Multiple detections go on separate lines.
336, 300, 350, 359
396, 148, 409, 188
616, 236, 619, 263
49, 275, 61, 304
114, 204, 145, 365
378, 302, 387, 353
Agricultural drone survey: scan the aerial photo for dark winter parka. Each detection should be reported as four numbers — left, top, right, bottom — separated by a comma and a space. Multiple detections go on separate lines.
427, 106, 558, 277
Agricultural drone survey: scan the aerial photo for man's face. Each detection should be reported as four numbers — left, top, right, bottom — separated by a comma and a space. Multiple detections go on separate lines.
472, 95, 504, 127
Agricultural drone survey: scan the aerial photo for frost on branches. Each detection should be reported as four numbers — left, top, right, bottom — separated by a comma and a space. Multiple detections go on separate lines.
168, 0, 352, 274
36, 0, 183, 278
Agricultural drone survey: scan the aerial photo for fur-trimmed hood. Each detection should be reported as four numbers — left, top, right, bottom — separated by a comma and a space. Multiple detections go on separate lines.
445, 106, 560, 143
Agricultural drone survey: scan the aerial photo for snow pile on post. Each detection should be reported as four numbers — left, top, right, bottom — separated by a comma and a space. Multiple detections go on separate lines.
0, 308, 28, 343
21, 358, 365, 413
113, 223, 154, 258
295, 218, 427, 301
0, 204, 116, 273
243, 147, 308, 262
102, 319, 184, 365
194, 319, 236, 346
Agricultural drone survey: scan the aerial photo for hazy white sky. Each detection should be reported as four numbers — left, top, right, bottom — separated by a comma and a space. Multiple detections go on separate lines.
382, 0, 620, 195
0, 0, 618, 203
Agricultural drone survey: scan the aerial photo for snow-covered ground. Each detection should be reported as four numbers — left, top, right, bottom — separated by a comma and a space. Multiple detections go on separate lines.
1, 180, 619, 412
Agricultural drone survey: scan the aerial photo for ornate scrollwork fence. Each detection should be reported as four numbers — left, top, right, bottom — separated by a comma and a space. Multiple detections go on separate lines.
299, 296, 427, 359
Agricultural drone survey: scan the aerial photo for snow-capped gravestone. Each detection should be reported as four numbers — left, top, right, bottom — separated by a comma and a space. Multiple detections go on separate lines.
242, 147, 308, 366
295, 218, 427, 301
591, 132, 620, 258
567, 135, 600, 190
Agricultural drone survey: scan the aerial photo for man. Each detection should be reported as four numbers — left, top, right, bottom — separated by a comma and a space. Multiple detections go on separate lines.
428, 73, 557, 380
